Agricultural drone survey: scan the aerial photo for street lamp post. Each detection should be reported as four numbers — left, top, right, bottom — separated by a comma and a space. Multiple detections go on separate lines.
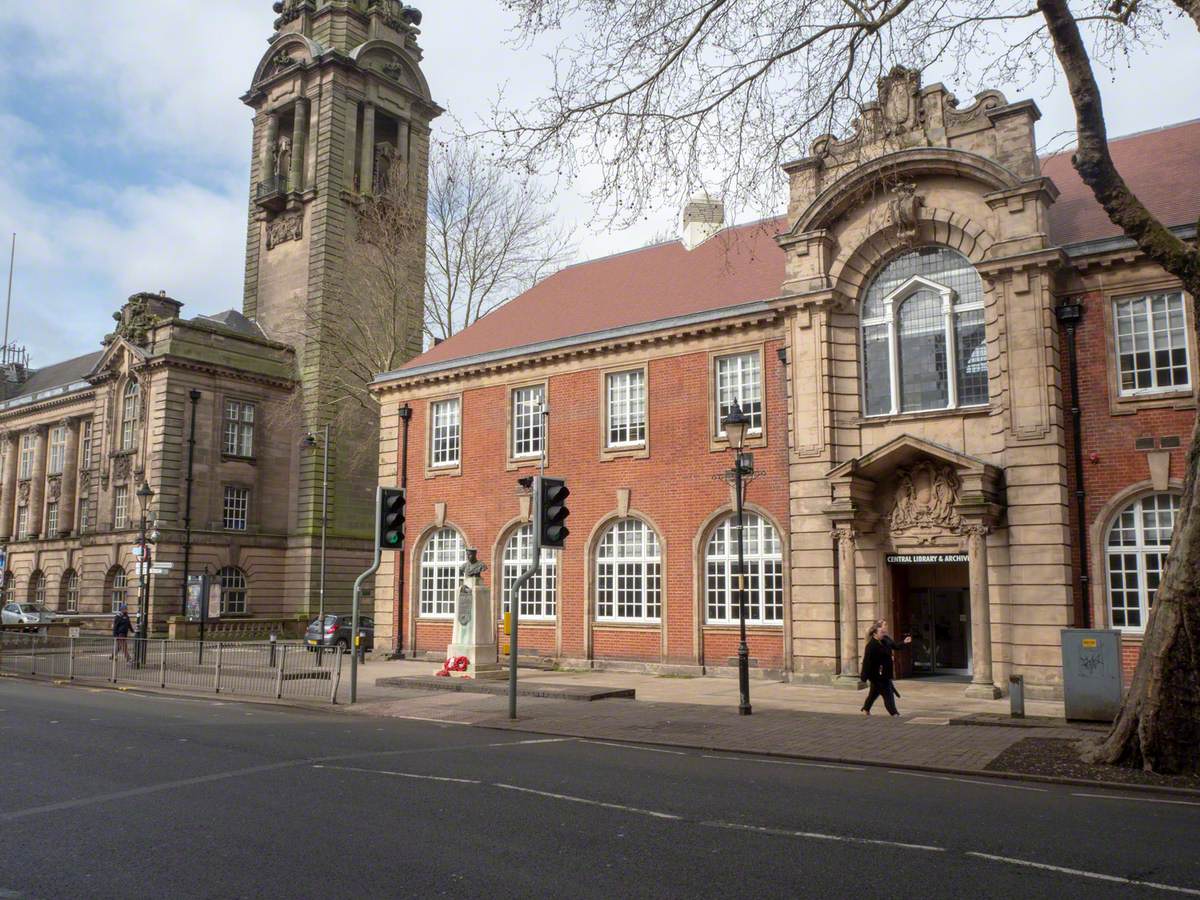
721, 400, 753, 716
302, 426, 330, 625
136, 481, 154, 667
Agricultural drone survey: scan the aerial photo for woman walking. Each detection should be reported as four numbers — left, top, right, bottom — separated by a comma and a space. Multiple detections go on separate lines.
861, 620, 912, 716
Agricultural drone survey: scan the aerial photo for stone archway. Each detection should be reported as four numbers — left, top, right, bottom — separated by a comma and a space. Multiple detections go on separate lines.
827, 435, 1003, 697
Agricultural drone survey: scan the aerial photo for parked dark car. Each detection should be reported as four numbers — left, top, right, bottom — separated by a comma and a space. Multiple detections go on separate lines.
304, 614, 374, 652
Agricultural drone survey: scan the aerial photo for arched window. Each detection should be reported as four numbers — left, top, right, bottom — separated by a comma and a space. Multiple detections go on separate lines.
861, 246, 987, 416
29, 570, 45, 607
501, 523, 557, 620
108, 566, 128, 612
62, 570, 80, 612
218, 567, 248, 615
121, 381, 140, 450
419, 527, 466, 617
596, 518, 662, 622
705, 513, 784, 625
1106, 493, 1180, 630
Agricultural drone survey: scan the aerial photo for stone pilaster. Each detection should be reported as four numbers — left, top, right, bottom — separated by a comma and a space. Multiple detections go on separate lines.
359, 102, 376, 194
27, 426, 47, 538
262, 114, 280, 183
832, 526, 863, 688
59, 418, 80, 536
290, 97, 310, 192
963, 523, 1001, 698
0, 434, 14, 541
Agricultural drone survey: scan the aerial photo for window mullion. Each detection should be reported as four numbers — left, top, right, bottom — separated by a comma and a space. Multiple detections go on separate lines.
943, 292, 958, 409
887, 306, 900, 414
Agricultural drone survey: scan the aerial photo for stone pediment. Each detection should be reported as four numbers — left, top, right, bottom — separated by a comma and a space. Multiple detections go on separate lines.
87, 336, 146, 385
827, 435, 1003, 530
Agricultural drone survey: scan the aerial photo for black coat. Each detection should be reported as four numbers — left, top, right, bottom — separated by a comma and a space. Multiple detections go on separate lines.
112, 611, 132, 637
861, 634, 909, 681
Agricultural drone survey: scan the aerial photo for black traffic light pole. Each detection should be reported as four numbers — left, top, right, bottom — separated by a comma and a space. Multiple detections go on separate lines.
508, 477, 542, 720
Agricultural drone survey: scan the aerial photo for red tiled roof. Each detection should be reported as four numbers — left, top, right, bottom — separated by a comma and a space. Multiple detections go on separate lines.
1042, 118, 1200, 246
402, 119, 1200, 374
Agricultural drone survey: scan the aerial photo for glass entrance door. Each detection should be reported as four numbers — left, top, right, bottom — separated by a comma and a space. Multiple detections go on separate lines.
909, 588, 971, 675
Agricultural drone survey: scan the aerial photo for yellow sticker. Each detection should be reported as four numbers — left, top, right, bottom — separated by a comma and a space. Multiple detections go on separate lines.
1082, 638, 1097, 648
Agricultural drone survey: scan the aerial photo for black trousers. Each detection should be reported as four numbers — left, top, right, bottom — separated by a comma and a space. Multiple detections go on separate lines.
862, 677, 899, 715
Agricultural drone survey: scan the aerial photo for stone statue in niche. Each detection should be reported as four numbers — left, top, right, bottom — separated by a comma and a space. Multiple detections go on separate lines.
887, 183, 923, 246
889, 460, 961, 537
373, 142, 402, 193
273, 135, 292, 182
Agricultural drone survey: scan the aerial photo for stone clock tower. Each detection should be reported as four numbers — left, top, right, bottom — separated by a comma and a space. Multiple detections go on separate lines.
241, 0, 439, 608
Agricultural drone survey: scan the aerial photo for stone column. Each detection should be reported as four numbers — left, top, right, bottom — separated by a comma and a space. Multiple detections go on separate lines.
832, 526, 863, 687
0, 434, 14, 541
963, 523, 1001, 698
58, 418, 80, 536
289, 97, 310, 193
261, 114, 280, 183
27, 426, 47, 538
359, 103, 376, 194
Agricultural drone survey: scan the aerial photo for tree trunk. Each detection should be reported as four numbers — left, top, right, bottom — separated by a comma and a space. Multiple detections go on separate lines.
1039, 0, 1200, 772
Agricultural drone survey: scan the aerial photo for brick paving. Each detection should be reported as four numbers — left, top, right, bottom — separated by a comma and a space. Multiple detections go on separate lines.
348, 661, 1096, 774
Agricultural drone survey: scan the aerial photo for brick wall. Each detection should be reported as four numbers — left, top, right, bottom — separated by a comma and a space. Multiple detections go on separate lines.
1061, 286, 1195, 674
393, 336, 792, 670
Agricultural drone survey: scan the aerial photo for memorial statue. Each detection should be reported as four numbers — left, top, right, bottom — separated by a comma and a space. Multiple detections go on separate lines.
273, 136, 292, 182
441, 548, 500, 678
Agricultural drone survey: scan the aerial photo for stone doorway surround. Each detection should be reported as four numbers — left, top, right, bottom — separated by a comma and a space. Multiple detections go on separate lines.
826, 434, 1003, 698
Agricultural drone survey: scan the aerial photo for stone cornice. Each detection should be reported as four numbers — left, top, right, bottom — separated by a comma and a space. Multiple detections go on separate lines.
372, 302, 787, 394
140, 356, 296, 391
0, 386, 96, 424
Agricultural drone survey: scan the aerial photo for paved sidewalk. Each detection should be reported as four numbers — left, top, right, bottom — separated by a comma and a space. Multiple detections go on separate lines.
345, 658, 1093, 775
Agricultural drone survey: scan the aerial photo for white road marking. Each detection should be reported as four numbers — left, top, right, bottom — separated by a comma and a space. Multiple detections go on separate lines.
1072, 792, 1200, 808
388, 715, 474, 726
906, 717, 951, 726
701, 754, 864, 772
888, 770, 1047, 792
966, 851, 1200, 896
493, 783, 683, 820
488, 738, 574, 747
313, 765, 481, 785
581, 740, 686, 755
703, 820, 946, 853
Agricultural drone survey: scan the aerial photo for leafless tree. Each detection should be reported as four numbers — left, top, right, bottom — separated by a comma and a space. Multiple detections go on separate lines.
496, 0, 1200, 773
425, 137, 575, 343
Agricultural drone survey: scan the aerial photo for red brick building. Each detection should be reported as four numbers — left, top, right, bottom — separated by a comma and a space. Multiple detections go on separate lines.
372, 74, 1198, 699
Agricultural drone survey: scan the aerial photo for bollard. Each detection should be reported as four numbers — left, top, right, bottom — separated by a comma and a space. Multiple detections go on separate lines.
275, 644, 286, 699
1009, 674, 1025, 719
111, 639, 118, 683
159, 641, 167, 688
269, 630, 278, 668
68, 637, 75, 681
213, 643, 223, 694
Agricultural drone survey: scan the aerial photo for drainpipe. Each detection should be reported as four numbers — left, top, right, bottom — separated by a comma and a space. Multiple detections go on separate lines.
1055, 303, 1090, 628
776, 346, 794, 675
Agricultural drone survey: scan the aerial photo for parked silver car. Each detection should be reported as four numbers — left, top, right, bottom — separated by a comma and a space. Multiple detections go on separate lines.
1, 602, 62, 626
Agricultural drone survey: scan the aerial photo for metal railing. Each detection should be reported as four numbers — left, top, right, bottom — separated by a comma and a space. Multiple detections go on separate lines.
0, 634, 342, 704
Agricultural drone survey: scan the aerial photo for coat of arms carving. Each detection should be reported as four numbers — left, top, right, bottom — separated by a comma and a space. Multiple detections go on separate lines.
889, 460, 961, 541
47, 476, 62, 501
17, 481, 30, 506
112, 455, 132, 483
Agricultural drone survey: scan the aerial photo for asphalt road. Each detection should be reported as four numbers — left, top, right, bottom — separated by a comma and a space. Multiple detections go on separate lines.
1, 679, 1197, 899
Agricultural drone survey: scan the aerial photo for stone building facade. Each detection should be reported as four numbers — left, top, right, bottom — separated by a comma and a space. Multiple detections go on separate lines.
1, 0, 436, 625
371, 71, 1197, 700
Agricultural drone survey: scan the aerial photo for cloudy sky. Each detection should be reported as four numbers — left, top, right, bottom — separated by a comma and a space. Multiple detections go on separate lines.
0, 2, 1196, 369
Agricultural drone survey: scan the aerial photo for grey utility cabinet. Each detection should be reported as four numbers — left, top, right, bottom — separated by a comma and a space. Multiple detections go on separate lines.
1060, 629, 1123, 722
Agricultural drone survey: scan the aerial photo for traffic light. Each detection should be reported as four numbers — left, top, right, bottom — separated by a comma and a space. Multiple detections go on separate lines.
537, 477, 570, 549
378, 487, 406, 551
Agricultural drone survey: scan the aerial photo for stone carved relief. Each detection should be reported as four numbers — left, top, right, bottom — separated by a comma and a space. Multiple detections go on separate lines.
877, 66, 922, 135
888, 461, 961, 541
943, 90, 1007, 128
47, 476, 61, 502
887, 183, 923, 246
79, 470, 92, 494
112, 455, 132, 484
266, 213, 304, 249
17, 482, 30, 507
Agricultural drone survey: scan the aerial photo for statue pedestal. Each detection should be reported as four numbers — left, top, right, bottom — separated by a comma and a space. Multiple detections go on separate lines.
444, 581, 502, 679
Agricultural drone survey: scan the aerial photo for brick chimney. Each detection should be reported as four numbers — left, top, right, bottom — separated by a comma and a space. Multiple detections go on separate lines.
681, 192, 724, 250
